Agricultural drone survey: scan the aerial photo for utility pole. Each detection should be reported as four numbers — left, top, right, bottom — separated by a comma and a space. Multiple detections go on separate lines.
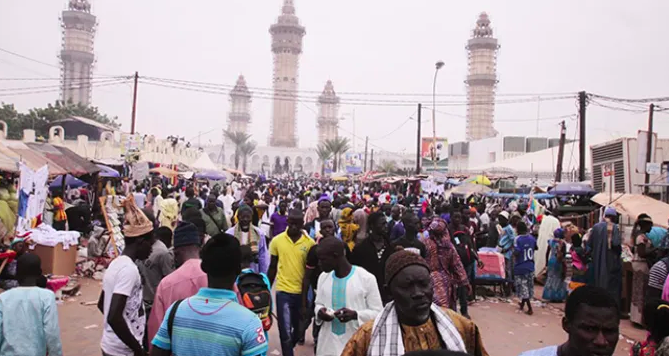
644, 103, 655, 194
130, 71, 139, 134
363, 136, 369, 172
370, 149, 375, 171
416, 103, 422, 175
555, 120, 566, 183
578, 91, 587, 182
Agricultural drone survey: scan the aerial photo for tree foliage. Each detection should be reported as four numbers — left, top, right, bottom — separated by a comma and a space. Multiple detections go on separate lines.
224, 130, 252, 170
316, 144, 333, 176
240, 141, 257, 173
323, 137, 351, 173
0, 100, 120, 140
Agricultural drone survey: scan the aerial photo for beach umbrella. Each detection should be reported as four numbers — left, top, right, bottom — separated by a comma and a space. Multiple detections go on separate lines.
465, 175, 491, 186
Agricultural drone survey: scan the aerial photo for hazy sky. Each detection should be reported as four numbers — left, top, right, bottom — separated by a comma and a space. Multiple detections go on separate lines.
1, 0, 668, 167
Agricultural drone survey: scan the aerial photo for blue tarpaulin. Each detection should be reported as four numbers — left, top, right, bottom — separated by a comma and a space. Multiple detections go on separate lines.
49, 174, 87, 189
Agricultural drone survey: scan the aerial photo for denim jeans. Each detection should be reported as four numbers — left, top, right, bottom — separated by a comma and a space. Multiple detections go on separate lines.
276, 291, 302, 356
457, 263, 477, 316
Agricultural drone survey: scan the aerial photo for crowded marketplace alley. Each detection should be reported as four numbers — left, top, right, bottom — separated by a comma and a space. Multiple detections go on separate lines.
3, 1, 669, 356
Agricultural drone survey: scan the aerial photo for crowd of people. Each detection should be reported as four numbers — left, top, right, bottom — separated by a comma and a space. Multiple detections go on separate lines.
1, 175, 669, 356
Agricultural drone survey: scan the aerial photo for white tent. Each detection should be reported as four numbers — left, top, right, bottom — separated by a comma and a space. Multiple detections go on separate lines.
191, 153, 219, 171
469, 142, 591, 174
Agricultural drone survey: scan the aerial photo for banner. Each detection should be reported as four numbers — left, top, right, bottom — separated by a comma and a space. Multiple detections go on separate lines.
345, 153, 363, 174
421, 137, 448, 172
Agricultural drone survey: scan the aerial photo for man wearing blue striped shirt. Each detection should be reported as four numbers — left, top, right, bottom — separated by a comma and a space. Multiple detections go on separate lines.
151, 233, 268, 356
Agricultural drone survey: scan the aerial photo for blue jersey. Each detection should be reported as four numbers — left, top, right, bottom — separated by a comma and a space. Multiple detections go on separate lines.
152, 288, 268, 356
513, 234, 537, 276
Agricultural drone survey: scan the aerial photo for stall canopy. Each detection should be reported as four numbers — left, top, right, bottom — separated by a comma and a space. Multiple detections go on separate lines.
0, 150, 19, 173
96, 164, 120, 178
49, 174, 87, 189
194, 170, 228, 181
192, 154, 218, 171
591, 193, 669, 229
0, 141, 67, 176
447, 182, 492, 198
549, 182, 596, 196
26, 143, 100, 176
149, 166, 179, 177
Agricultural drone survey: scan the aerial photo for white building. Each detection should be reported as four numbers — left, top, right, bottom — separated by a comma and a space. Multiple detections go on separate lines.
227, 75, 252, 135
60, 0, 96, 106
269, 0, 306, 147
317, 80, 340, 144
465, 12, 499, 141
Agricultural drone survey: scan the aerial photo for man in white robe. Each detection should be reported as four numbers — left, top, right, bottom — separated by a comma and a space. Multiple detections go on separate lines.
314, 238, 383, 356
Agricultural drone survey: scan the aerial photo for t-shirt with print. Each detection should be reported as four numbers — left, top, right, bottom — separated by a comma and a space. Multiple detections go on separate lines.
269, 231, 315, 294
101, 255, 145, 356
514, 234, 537, 276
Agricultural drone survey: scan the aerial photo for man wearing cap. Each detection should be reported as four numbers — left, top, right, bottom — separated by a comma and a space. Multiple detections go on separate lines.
587, 206, 623, 306
99, 196, 155, 356
146, 222, 207, 350
341, 250, 488, 356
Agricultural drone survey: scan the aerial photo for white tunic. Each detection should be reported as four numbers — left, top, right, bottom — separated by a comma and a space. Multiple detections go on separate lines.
314, 266, 383, 356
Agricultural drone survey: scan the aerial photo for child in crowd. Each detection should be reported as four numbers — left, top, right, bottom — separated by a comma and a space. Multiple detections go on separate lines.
513, 221, 538, 315
631, 299, 669, 356
236, 245, 272, 342
568, 233, 590, 292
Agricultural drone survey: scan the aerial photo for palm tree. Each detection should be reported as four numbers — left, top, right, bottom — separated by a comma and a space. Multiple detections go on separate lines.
324, 137, 351, 173
224, 130, 251, 170
239, 141, 257, 173
316, 144, 333, 176
379, 160, 397, 174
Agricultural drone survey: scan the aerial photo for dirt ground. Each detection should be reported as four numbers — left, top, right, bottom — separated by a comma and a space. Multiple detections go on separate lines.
58, 279, 643, 356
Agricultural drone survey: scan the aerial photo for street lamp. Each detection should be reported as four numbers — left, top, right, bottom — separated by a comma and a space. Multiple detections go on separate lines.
432, 60, 445, 171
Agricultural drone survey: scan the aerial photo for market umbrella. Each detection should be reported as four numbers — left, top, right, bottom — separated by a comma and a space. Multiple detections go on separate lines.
149, 166, 179, 178
96, 164, 120, 178
332, 176, 348, 182
49, 174, 87, 189
465, 175, 491, 186
549, 182, 596, 196
194, 170, 227, 181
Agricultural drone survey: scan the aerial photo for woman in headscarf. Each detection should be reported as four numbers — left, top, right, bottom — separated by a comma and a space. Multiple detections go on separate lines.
304, 200, 319, 224
421, 217, 470, 309
353, 206, 368, 245
0, 237, 30, 290
542, 228, 568, 302
339, 207, 359, 250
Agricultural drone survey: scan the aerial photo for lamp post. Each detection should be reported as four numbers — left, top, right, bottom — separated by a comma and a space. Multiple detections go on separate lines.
432, 60, 445, 172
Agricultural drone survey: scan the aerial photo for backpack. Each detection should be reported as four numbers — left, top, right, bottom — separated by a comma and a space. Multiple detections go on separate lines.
236, 272, 272, 331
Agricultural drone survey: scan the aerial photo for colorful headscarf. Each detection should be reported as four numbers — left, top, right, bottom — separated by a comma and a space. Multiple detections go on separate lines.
338, 207, 359, 250
428, 217, 447, 234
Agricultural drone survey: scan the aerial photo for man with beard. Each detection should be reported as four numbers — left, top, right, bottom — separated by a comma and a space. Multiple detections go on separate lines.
341, 250, 488, 356
226, 204, 269, 274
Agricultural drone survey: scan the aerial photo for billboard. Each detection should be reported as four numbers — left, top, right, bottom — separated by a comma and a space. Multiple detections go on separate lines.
345, 152, 363, 174
421, 137, 448, 171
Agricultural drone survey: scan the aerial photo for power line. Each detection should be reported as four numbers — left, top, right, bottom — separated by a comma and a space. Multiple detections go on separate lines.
139, 78, 575, 107
0, 77, 131, 92
0, 47, 60, 69
590, 93, 669, 104
0, 79, 131, 97
0, 76, 127, 81
142, 76, 576, 99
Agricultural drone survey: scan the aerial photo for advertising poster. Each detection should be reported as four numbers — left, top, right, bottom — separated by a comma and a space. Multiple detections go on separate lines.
345, 152, 363, 174
421, 137, 448, 171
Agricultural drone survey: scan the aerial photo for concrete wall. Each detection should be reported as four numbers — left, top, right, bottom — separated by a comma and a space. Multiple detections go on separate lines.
12, 126, 199, 166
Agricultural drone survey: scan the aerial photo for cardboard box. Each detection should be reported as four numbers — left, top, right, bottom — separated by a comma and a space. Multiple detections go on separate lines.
32, 243, 78, 276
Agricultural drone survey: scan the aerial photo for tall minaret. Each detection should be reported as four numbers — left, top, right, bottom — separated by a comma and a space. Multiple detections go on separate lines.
465, 12, 499, 141
227, 75, 252, 134
269, 0, 305, 147
317, 80, 340, 144
60, 0, 96, 106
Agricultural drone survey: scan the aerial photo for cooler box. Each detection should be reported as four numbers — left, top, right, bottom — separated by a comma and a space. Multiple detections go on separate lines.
32, 243, 78, 276
476, 251, 506, 280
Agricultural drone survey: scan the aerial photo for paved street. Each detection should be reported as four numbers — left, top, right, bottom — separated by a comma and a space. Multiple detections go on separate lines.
59, 278, 642, 356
